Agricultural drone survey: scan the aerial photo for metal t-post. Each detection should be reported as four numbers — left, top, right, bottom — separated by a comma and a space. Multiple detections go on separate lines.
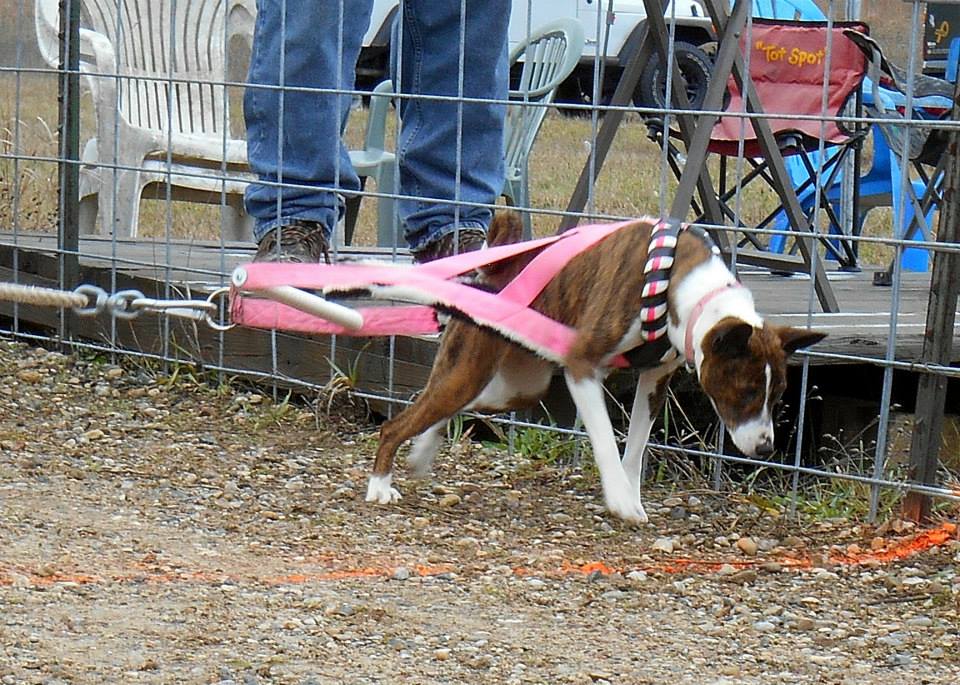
840, 0, 863, 258
903, 76, 960, 523
57, 0, 81, 342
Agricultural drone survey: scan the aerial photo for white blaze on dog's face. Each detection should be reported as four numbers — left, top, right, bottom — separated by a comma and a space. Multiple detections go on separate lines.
697, 318, 826, 458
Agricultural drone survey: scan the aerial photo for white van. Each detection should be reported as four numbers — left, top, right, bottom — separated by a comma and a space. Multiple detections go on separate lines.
356, 1, 715, 106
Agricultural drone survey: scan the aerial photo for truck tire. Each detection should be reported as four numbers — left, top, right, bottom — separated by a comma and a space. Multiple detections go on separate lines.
635, 41, 713, 111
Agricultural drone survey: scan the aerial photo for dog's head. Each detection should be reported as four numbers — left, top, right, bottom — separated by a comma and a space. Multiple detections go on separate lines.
697, 318, 826, 458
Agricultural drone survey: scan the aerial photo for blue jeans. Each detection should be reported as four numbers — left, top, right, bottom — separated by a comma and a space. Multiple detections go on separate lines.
244, 0, 509, 251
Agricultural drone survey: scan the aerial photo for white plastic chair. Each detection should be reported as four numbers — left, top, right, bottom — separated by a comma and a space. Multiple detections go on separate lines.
345, 17, 585, 244
502, 18, 584, 237
34, 0, 255, 239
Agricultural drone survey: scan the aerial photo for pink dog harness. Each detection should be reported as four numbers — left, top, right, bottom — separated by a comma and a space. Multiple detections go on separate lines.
230, 219, 710, 369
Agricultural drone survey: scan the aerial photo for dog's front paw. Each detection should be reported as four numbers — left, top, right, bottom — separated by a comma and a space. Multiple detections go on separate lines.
365, 474, 401, 504
604, 486, 649, 525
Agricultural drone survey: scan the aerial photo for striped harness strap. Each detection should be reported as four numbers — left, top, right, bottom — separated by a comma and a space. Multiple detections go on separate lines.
626, 219, 721, 369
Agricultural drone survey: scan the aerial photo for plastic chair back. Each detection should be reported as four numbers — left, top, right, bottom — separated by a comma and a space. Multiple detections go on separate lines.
503, 18, 584, 180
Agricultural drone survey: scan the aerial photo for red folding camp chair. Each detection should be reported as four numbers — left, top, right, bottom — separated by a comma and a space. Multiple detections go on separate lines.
648, 18, 869, 270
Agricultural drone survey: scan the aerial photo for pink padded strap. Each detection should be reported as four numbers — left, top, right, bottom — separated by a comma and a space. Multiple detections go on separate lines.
233, 300, 440, 337
498, 220, 636, 306
415, 232, 567, 279
236, 263, 588, 364
231, 220, 654, 367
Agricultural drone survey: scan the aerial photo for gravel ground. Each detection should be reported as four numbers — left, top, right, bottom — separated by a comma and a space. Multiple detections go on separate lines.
1, 340, 958, 685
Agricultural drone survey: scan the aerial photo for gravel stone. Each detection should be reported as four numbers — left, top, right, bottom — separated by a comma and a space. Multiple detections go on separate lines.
736, 537, 759, 556
652, 537, 676, 554
669, 506, 689, 520
439, 493, 462, 508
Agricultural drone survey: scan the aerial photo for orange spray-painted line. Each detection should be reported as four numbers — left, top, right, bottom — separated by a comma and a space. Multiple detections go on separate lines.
0, 523, 955, 588
828, 521, 956, 566
516, 522, 957, 577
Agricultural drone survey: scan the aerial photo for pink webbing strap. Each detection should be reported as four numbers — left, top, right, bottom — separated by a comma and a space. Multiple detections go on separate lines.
234, 302, 440, 337
234, 264, 585, 364
498, 220, 639, 306
415, 231, 568, 279
231, 221, 647, 366
683, 282, 744, 364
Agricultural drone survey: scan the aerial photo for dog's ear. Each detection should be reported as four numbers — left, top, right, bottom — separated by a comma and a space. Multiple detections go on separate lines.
777, 326, 827, 355
486, 211, 524, 247
708, 318, 755, 358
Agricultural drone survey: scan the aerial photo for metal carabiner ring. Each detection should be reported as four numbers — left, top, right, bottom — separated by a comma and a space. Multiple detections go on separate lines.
107, 289, 146, 320
204, 287, 235, 332
72, 285, 109, 316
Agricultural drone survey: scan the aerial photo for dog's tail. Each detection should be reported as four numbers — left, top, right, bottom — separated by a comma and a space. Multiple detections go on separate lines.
486, 210, 524, 247
478, 211, 531, 290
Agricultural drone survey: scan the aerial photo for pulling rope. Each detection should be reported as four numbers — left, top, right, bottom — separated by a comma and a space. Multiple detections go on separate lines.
0, 283, 90, 310
0, 281, 232, 331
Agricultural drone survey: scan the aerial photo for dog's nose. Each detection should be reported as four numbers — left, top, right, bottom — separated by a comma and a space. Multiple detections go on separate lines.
755, 440, 775, 458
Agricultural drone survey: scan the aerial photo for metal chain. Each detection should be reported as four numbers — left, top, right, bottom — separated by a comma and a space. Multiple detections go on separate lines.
0, 282, 233, 331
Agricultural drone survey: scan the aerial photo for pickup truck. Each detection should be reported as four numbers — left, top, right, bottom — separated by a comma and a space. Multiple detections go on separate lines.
355, 1, 716, 107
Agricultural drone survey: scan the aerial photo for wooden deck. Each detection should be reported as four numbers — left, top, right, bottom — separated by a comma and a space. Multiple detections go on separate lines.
1, 232, 957, 403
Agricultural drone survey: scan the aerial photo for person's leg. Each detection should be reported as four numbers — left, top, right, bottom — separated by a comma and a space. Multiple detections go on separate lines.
394, 0, 510, 257
244, 0, 374, 253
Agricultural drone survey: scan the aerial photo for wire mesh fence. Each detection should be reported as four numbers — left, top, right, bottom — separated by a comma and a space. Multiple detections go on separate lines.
1, 0, 958, 521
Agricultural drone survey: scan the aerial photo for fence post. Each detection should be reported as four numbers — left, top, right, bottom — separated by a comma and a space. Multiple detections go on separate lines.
57, 0, 81, 342
903, 77, 960, 523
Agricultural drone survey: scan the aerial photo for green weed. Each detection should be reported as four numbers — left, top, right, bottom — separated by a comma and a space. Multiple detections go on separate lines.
252, 389, 297, 430
315, 347, 371, 424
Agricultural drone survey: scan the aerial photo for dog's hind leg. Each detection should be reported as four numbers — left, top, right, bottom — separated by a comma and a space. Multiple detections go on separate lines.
564, 370, 648, 524
622, 365, 679, 505
367, 323, 498, 504
407, 421, 446, 477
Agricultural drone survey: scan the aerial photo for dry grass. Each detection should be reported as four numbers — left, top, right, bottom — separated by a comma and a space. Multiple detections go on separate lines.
0, 72, 60, 233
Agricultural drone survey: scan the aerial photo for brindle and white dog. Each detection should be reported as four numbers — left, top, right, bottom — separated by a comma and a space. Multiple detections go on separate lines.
366, 212, 825, 524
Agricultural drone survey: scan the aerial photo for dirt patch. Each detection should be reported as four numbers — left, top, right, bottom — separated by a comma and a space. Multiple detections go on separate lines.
1, 340, 958, 684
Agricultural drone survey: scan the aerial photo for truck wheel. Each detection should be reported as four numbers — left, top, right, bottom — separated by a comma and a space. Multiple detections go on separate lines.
635, 41, 713, 111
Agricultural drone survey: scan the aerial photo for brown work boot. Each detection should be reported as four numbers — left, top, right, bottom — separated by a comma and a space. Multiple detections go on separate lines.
253, 220, 330, 263
411, 227, 486, 263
